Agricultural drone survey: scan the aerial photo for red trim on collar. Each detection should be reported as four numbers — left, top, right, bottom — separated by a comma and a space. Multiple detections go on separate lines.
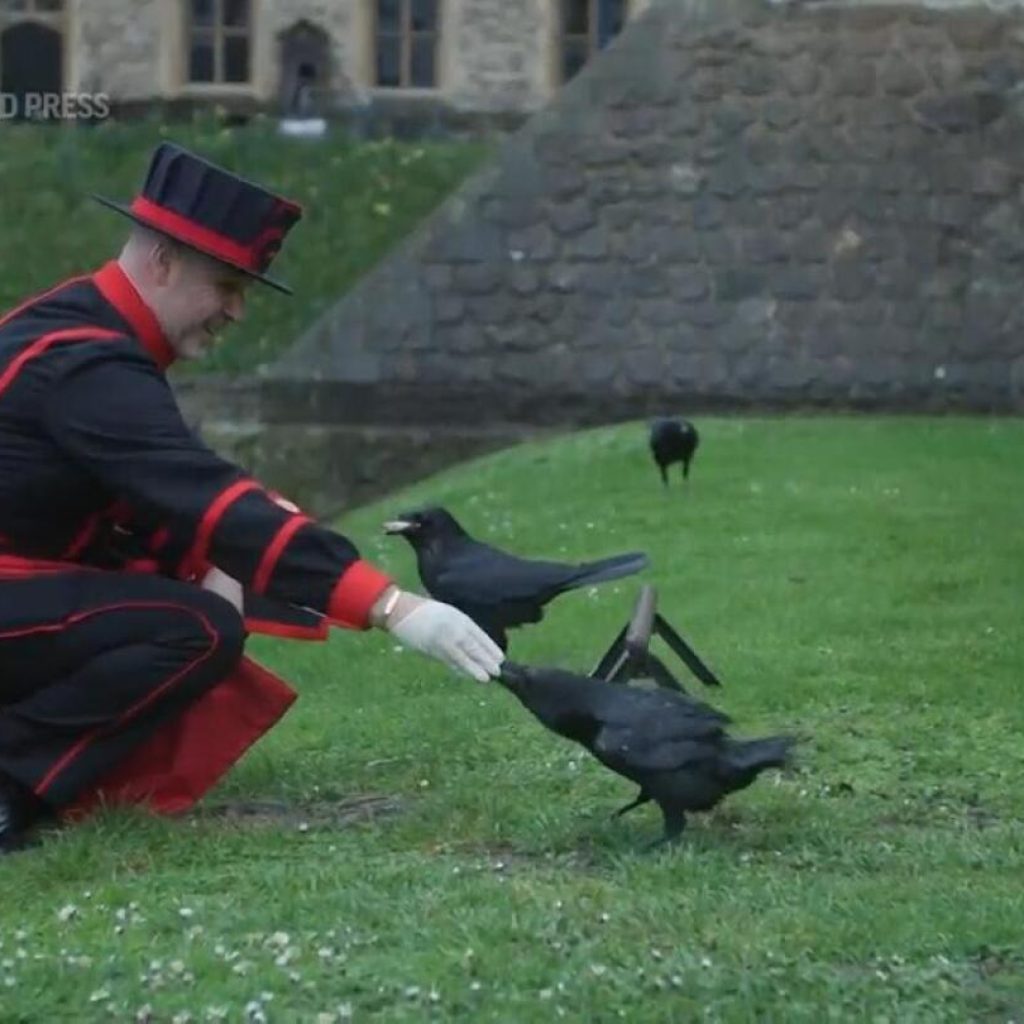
92, 261, 176, 370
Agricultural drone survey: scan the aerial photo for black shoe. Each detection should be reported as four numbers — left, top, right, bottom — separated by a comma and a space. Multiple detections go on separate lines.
0, 776, 44, 855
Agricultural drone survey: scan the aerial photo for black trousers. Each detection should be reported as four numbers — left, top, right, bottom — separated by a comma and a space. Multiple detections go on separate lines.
0, 570, 245, 807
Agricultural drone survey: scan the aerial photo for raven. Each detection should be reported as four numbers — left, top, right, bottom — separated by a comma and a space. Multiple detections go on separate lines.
649, 417, 699, 486
499, 662, 794, 843
384, 506, 649, 650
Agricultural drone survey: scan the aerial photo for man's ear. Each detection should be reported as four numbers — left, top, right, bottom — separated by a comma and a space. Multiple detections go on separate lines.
150, 238, 177, 286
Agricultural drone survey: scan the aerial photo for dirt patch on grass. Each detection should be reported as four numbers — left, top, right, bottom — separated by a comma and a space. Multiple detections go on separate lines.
875, 793, 1002, 830
195, 793, 403, 830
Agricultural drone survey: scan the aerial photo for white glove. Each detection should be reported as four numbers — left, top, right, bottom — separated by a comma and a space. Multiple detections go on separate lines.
383, 592, 504, 682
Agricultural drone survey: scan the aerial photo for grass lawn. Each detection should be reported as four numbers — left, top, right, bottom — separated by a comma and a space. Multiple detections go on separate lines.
0, 416, 1021, 1022
0, 117, 488, 374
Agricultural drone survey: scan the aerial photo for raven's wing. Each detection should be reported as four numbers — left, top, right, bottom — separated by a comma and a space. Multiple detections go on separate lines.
430, 540, 646, 608
586, 678, 731, 728
428, 539, 582, 608
419, 542, 563, 636
592, 714, 723, 774
586, 680, 730, 774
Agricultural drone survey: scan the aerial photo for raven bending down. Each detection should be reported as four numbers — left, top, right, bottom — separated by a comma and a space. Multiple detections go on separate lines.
384, 506, 648, 650
499, 662, 794, 843
649, 417, 699, 486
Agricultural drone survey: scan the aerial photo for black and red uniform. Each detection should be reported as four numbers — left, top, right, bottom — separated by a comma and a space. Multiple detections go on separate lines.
0, 261, 392, 816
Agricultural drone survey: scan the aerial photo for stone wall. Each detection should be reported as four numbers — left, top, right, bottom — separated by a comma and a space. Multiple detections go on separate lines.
72, 0, 165, 97
269, 0, 1024, 418
174, 377, 534, 516
445, 0, 549, 113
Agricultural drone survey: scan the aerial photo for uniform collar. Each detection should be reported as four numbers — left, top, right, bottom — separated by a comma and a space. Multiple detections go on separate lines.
92, 261, 177, 370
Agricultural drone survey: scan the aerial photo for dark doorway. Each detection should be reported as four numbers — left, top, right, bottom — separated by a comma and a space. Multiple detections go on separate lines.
278, 20, 331, 116
1, 20, 62, 117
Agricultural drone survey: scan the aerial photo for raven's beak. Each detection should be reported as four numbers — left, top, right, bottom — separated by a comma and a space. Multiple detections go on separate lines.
383, 519, 414, 535
498, 660, 528, 686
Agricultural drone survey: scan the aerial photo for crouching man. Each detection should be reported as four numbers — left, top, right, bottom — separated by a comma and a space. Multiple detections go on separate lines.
0, 143, 502, 852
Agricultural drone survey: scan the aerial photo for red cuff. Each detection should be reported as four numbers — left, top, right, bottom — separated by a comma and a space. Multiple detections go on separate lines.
327, 560, 394, 630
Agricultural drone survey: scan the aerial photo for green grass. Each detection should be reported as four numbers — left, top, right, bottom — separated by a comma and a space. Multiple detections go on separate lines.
0, 116, 488, 373
1, 416, 1023, 1022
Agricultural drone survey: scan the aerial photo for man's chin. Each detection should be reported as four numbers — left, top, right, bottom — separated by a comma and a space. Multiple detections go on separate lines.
178, 334, 217, 360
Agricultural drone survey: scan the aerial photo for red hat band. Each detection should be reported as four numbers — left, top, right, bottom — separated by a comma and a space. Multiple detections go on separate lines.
131, 196, 267, 275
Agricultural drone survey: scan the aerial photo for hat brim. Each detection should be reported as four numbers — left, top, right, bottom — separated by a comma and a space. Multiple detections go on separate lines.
92, 194, 294, 295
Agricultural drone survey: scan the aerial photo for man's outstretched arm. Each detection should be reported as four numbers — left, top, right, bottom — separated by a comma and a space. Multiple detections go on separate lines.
43, 345, 502, 680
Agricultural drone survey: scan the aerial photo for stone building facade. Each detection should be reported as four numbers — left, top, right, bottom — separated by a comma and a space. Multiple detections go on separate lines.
173, 0, 1024, 513
267, 0, 1024, 421
0, 0, 653, 125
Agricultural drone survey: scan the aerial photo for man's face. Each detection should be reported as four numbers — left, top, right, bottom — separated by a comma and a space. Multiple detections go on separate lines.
158, 247, 250, 360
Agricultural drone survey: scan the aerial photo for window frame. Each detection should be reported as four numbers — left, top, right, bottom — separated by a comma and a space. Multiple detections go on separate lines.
556, 0, 630, 86
182, 0, 254, 90
372, 0, 441, 93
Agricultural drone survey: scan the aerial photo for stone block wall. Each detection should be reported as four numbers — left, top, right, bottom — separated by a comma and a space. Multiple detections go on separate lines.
445, 0, 549, 113
270, 0, 1024, 418
72, 0, 165, 97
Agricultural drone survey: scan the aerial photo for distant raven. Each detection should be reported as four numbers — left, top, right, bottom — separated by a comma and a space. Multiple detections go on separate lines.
649, 417, 699, 486
499, 662, 794, 843
384, 506, 648, 650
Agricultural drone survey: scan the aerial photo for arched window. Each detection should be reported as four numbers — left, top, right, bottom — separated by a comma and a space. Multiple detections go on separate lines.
185, 0, 251, 85
374, 0, 438, 89
560, 0, 627, 83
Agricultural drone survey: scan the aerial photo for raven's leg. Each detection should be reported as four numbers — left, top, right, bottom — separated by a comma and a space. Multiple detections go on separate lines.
644, 804, 687, 850
662, 807, 687, 842
658, 463, 668, 486
613, 789, 651, 818
682, 458, 691, 481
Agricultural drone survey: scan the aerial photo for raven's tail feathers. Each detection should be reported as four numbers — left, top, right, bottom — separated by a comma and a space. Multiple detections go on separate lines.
566, 551, 650, 590
724, 735, 795, 780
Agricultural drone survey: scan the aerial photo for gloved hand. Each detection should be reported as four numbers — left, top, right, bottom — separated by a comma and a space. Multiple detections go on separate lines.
376, 589, 504, 682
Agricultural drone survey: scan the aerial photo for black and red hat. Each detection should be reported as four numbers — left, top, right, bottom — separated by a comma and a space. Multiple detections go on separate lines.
93, 142, 303, 294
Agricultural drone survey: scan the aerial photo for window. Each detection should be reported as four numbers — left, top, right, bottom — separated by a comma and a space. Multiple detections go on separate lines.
374, 0, 438, 89
186, 0, 251, 85
559, 0, 627, 83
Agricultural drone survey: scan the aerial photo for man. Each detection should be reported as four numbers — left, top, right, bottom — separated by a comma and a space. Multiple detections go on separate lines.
0, 142, 504, 853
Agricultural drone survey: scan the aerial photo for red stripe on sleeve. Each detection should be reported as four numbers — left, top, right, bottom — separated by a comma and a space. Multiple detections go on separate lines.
251, 514, 313, 595
245, 616, 329, 641
181, 479, 261, 577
